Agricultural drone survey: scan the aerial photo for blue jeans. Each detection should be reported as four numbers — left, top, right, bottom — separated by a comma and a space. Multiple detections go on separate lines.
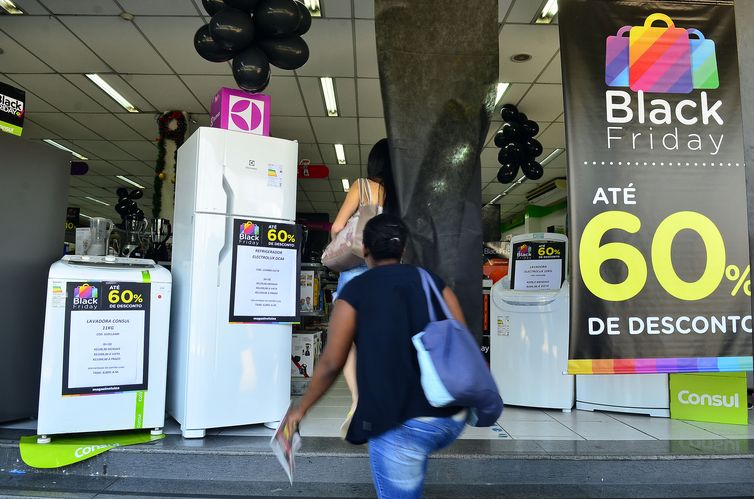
368, 415, 465, 499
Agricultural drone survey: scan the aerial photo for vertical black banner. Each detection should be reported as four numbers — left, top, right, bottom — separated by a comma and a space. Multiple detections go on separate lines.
0, 82, 24, 137
560, 0, 753, 374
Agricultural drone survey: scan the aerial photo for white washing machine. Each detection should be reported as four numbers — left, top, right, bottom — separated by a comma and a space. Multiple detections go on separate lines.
576, 374, 670, 417
37, 255, 171, 442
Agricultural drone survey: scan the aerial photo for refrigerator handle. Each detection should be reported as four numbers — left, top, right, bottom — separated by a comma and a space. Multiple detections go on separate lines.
217, 173, 233, 288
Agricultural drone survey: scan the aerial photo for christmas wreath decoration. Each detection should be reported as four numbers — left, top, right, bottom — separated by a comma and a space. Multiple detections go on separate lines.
153, 111, 188, 219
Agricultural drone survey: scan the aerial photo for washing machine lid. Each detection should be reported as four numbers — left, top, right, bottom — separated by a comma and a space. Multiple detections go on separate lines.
63, 255, 155, 269
49, 256, 171, 282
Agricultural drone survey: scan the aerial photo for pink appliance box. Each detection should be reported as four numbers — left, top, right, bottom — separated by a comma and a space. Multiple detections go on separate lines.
209, 87, 270, 136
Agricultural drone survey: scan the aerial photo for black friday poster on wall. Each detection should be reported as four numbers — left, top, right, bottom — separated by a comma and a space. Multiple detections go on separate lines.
559, 0, 752, 374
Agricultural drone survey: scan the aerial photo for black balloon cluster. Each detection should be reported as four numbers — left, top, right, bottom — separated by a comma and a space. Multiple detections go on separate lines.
494, 104, 544, 183
115, 187, 145, 222
194, 0, 311, 93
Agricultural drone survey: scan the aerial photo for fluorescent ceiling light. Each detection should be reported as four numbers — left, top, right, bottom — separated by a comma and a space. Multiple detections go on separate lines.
43, 139, 88, 160
540, 148, 564, 166
0, 0, 23, 14
494, 82, 510, 105
320, 77, 338, 117
334, 144, 346, 165
80, 213, 92, 219
535, 0, 558, 24
116, 175, 145, 189
341, 178, 350, 192
85, 196, 110, 206
86, 74, 139, 113
302, 0, 321, 17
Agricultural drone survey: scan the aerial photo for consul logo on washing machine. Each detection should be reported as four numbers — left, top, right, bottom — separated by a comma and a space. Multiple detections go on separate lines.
228, 95, 265, 134
72, 283, 99, 308
605, 13, 719, 93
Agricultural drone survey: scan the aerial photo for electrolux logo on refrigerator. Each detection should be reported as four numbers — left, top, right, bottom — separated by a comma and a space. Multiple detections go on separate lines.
677, 389, 739, 408
603, 13, 725, 155
228, 95, 265, 133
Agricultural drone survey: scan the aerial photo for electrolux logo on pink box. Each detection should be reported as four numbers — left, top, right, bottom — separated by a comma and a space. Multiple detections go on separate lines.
210, 87, 270, 136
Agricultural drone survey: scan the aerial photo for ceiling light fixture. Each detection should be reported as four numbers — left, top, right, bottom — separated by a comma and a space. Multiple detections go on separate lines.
80, 213, 92, 219
486, 148, 565, 205
116, 175, 145, 189
510, 53, 532, 63
494, 82, 510, 105
302, 0, 321, 17
85, 74, 139, 113
0, 0, 24, 14
320, 77, 339, 117
334, 144, 346, 165
341, 178, 350, 192
43, 139, 88, 160
85, 196, 110, 206
535, 0, 558, 24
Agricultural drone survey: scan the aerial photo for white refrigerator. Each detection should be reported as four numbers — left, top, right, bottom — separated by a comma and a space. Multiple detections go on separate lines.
168, 127, 298, 438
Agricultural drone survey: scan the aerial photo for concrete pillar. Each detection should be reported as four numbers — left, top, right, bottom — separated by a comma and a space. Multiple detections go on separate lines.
375, 0, 498, 337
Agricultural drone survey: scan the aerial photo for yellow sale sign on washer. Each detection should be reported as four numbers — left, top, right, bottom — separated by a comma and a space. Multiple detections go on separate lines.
670, 372, 747, 425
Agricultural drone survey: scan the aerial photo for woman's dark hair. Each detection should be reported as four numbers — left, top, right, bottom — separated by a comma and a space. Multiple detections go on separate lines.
363, 213, 408, 261
366, 138, 398, 214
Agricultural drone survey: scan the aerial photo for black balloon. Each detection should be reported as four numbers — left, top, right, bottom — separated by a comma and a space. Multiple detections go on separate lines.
202, 0, 228, 15
259, 36, 309, 70
516, 112, 528, 122
504, 142, 523, 161
134, 208, 145, 220
497, 163, 519, 184
209, 8, 255, 51
522, 160, 544, 180
500, 103, 518, 122
497, 147, 514, 165
194, 24, 234, 62
522, 119, 539, 137
525, 138, 543, 158
500, 122, 521, 142
115, 203, 128, 216
116, 187, 129, 198
225, 0, 260, 10
294, 0, 312, 35
232, 46, 271, 93
493, 130, 506, 148
70, 161, 88, 175
129, 189, 144, 200
255, 0, 303, 38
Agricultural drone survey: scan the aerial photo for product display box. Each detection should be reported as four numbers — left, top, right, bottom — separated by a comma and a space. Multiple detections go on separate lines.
291, 331, 322, 379
209, 87, 270, 136
669, 372, 748, 425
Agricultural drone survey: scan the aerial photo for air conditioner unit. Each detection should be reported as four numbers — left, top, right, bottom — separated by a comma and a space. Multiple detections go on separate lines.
526, 177, 567, 207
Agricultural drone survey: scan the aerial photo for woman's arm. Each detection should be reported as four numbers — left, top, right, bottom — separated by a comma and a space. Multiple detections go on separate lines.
442, 287, 467, 326
287, 300, 357, 427
330, 181, 361, 238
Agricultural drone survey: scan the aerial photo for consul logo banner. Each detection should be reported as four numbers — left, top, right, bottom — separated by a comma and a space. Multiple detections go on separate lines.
559, 0, 752, 374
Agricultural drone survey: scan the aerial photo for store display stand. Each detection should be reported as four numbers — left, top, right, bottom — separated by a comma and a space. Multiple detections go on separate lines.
576, 374, 670, 417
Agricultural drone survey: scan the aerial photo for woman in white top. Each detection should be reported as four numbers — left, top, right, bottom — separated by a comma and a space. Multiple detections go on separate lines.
330, 137, 397, 436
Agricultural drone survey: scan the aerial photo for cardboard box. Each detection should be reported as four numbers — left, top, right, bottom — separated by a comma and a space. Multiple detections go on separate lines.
670, 372, 748, 425
209, 87, 270, 136
291, 331, 322, 379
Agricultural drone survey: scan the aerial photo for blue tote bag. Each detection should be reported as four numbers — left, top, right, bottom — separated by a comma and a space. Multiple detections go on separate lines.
411, 268, 503, 427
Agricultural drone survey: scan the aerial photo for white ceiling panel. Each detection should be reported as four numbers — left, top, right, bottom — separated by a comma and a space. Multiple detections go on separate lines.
124, 74, 205, 113
354, 0, 374, 18
179, 75, 236, 112
59, 16, 171, 74
258, 76, 307, 117
322, 0, 351, 18
480, 147, 500, 169
11, 0, 48, 15
537, 52, 562, 84
498, 24, 559, 82
498, 0, 514, 21
39, 0, 120, 15
73, 140, 136, 160
358, 117, 386, 145
491, 83, 532, 120
84, 160, 127, 176
356, 78, 382, 117
135, 16, 230, 75
334, 78, 357, 117
504, 0, 541, 23
0, 17, 108, 73
11, 74, 106, 113
329, 164, 362, 180
310, 117, 358, 143
0, 31, 50, 72
311, 201, 338, 212
270, 116, 315, 142
299, 178, 333, 192
307, 190, 336, 202
298, 77, 326, 117
296, 19, 354, 77
517, 84, 563, 122
298, 143, 323, 163
536, 122, 565, 149
111, 140, 158, 161
119, 0, 201, 15
69, 113, 144, 140
115, 113, 160, 141
482, 167, 499, 183
111, 160, 155, 177
27, 113, 102, 140
0, 75, 57, 112
18, 119, 57, 139
333, 191, 347, 202
354, 20, 378, 78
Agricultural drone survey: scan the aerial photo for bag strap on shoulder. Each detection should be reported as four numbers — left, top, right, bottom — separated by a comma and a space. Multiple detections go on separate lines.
418, 268, 453, 322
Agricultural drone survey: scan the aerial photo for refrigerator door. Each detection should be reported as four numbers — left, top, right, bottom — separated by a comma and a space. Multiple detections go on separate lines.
182, 127, 298, 221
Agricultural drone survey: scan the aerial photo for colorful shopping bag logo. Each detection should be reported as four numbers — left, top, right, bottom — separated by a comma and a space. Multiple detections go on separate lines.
605, 13, 719, 93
